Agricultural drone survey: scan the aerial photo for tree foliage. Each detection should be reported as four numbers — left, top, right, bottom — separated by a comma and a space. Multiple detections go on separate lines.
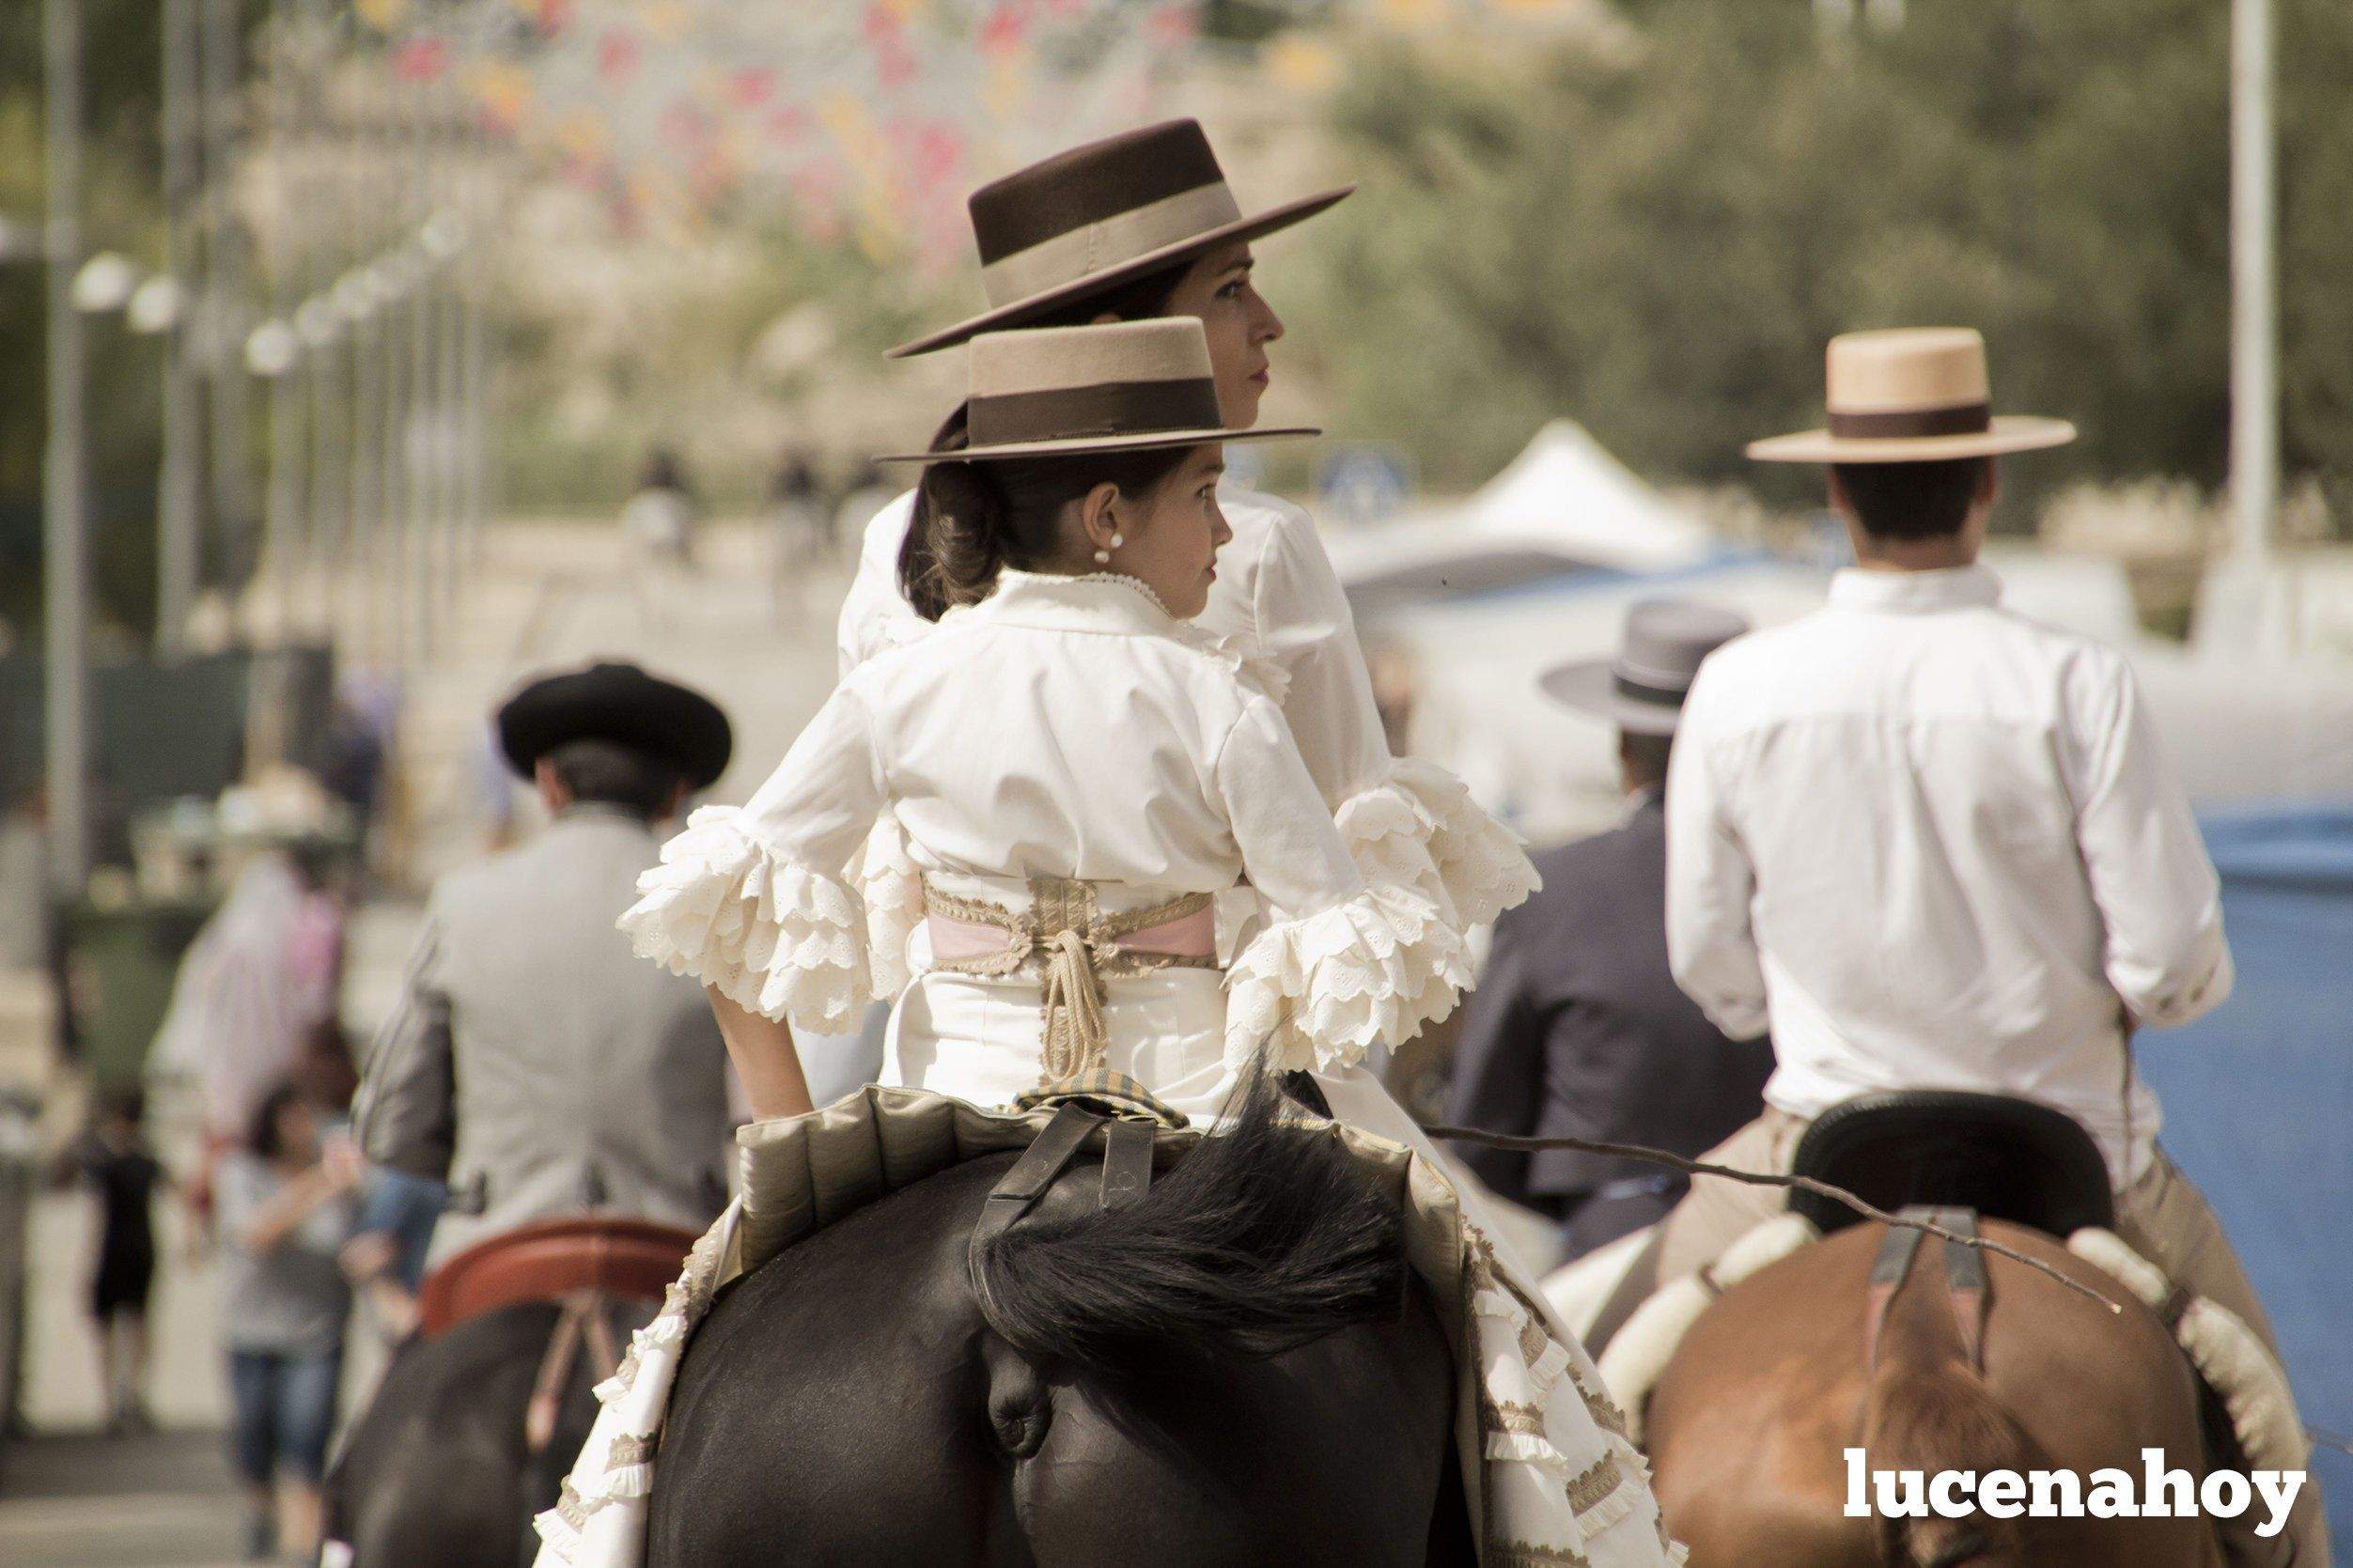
1286, 0, 2353, 523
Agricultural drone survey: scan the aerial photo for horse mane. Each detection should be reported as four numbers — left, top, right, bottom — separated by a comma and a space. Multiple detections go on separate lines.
1863, 1237, 2041, 1568
970, 1062, 1406, 1378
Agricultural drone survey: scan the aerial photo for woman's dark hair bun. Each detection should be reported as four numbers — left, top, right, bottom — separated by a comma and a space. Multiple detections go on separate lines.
912, 458, 1008, 619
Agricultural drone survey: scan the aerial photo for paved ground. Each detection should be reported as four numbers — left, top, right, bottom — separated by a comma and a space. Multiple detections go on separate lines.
0, 517, 852, 1564
0, 1431, 254, 1568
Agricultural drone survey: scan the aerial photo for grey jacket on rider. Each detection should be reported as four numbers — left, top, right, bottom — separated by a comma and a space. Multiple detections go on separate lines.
356, 804, 732, 1266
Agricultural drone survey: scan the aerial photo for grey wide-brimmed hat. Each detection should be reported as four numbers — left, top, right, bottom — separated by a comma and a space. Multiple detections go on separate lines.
888, 118, 1353, 360
1539, 599, 1751, 736
881, 318, 1316, 463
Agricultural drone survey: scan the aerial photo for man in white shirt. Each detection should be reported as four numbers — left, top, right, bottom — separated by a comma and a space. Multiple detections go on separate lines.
1644, 329, 2321, 1563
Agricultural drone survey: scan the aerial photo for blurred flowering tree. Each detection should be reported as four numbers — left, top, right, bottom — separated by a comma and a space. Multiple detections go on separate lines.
1288, 0, 2353, 524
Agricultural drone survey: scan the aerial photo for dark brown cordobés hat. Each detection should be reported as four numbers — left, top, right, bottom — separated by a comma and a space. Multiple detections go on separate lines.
887, 118, 1353, 360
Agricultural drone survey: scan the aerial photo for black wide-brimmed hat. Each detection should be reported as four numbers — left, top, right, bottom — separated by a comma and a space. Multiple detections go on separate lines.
881, 319, 1316, 463
887, 118, 1353, 360
495, 660, 732, 789
1540, 599, 1750, 737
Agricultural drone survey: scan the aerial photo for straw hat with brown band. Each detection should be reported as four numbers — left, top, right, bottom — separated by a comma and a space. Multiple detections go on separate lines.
1747, 328, 2075, 464
888, 118, 1353, 361
882, 318, 1317, 464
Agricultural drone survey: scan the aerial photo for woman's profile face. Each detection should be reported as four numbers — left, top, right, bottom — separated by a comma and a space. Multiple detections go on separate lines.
1105, 445, 1232, 619
1159, 242, 1284, 429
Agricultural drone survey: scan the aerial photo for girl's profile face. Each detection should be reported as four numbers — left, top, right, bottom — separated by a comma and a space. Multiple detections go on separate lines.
1113, 445, 1231, 619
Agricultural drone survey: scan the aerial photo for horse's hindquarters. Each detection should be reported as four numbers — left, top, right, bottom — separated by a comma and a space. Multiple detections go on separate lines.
1011, 1293, 1458, 1565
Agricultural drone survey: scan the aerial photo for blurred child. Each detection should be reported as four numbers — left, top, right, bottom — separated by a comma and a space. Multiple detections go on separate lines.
60, 1085, 169, 1432
217, 1079, 359, 1561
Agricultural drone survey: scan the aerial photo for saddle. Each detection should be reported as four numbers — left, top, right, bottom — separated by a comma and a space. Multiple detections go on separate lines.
1787, 1090, 2114, 1239
415, 1216, 700, 1340
1787, 1093, 2113, 1380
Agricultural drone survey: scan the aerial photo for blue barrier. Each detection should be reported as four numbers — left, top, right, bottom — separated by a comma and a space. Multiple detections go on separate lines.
2139, 804, 2353, 1541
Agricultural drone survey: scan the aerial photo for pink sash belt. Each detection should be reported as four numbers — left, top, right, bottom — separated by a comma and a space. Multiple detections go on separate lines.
920, 877, 1221, 1085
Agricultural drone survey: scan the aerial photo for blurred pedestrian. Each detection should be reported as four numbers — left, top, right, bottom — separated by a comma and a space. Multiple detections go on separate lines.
764, 447, 827, 622
147, 840, 346, 1219
620, 448, 699, 631
55, 1084, 172, 1433
217, 1079, 360, 1562
1445, 600, 1771, 1259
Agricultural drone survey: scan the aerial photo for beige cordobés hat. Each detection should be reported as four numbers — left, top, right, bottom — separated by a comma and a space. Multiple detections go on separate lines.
888, 118, 1353, 360
1747, 328, 2076, 464
882, 318, 1317, 464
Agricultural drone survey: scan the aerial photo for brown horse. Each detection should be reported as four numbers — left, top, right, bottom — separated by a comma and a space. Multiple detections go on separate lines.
1643, 1217, 2222, 1567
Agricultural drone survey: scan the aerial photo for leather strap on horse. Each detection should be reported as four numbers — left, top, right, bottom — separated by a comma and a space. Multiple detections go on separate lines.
1863, 1205, 1991, 1376
1427, 1121, 2118, 1314
1942, 1208, 1990, 1372
969, 1101, 1167, 1319
524, 1291, 627, 1453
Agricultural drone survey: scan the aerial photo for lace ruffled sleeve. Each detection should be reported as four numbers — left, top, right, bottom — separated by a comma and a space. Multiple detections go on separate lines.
1215, 692, 1473, 1073
1337, 756, 1539, 931
617, 685, 887, 1032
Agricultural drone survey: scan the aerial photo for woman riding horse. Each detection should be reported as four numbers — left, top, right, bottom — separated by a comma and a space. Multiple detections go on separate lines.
533, 318, 1677, 1565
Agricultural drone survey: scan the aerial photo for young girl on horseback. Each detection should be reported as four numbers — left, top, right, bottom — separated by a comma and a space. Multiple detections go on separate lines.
540, 319, 1678, 1567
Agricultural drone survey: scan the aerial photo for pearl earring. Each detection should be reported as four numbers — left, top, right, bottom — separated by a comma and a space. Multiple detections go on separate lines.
1110, 532, 1125, 549
1093, 546, 1111, 565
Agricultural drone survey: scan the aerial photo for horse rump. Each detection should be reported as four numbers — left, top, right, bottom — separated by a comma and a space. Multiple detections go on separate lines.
971, 1060, 1406, 1376
1862, 1231, 2038, 1568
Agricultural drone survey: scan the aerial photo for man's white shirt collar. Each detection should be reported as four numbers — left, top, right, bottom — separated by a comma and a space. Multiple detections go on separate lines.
1827, 563, 2002, 613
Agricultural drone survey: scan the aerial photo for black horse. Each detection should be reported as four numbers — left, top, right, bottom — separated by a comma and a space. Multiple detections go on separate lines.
326, 1296, 650, 1567
649, 1070, 1474, 1564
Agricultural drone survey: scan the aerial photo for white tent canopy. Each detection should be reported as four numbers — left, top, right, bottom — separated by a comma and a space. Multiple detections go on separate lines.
1327, 420, 1720, 601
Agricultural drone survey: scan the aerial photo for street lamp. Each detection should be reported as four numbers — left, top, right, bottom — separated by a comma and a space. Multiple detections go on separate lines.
69, 250, 140, 314
45, 0, 92, 895
127, 274, 186, 334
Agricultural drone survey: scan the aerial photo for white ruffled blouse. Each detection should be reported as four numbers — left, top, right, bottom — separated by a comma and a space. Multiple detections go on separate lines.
834, 483, 1539, 954
625, 570, 1475, 1073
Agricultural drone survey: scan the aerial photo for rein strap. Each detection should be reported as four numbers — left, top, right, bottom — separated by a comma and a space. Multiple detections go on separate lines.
1426, 1122, 2118, 1314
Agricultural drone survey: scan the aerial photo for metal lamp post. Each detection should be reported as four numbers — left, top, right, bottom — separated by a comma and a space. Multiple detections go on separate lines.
43, 0, 90, 896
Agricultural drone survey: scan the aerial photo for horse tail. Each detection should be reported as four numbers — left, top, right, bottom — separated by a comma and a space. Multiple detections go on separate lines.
1862, 1234, 2037, 1568
971, 1061, 1405, 1377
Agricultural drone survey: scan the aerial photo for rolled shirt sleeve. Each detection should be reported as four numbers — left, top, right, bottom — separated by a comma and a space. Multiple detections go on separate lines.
1663, 671, 1771, 1042
2066, 654, 2233, 1028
